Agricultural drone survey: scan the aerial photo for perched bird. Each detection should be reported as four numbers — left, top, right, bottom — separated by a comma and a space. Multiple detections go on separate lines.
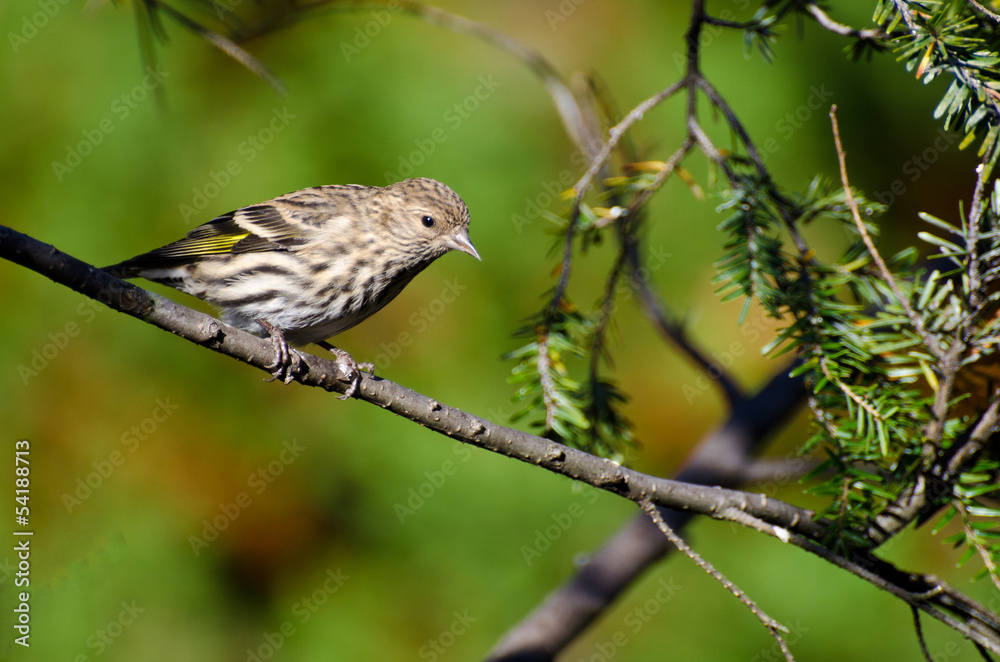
104, 177, 479, 396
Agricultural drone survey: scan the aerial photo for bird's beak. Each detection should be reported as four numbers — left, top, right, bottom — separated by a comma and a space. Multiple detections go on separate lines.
445, 230, 481, 261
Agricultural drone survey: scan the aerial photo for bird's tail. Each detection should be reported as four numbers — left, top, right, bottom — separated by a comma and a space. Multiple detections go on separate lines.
102, 261, 142, 278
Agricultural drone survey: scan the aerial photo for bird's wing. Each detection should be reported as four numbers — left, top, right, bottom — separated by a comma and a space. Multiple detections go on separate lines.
104, 204, 312, 276
159, 204, 309, 258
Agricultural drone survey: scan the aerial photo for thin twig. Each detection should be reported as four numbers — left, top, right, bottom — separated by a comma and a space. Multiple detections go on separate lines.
967, 0, 1000, 23
890, 0, 921, 32
725, 507, 1000, 655
613, 138, 745, 406
623, 137, 695, 217
703, 15, 759, 30
966, 156, 993, 309
574, 79, 687, 196
956, 501, 1000, 594
925, 339, 967, 447
819, 357, 885, 422
696, 78, 769, 179
639, 500, 795, 662
536, 331, 559, 432
805, 3, 885, 40
829, 105, 944, 360
869, 392, 1000, 545
912, 606, 933, 662
487, 369, 806, 660
141, 0, 286, 95
550, 79, 685, 311
589, 246, 626, 380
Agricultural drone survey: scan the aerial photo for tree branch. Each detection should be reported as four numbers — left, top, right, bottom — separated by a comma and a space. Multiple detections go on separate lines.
0, 224, 821, 537
487, 363, 806, 660
640, 500, 795, 661
804, 2, 885, 41
830, 105, 945, 361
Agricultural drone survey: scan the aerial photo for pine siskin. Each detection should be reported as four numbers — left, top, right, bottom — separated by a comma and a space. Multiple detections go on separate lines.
104, 177, 479, 395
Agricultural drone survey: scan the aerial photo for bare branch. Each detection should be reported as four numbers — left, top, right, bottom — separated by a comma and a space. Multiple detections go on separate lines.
967, 0, 1000, 23
957, 501, 1000, 594
966, 155, 995, 310
868, 392, 1000, 545
640, 501, 795, 662
830, 105, 945, 360
727, 509, 1000, 655
805, 3, 885, 40
549, 79, 685, 313
488, 359, 807, 660
912, 607, 933, 662
140, 0, 287, 94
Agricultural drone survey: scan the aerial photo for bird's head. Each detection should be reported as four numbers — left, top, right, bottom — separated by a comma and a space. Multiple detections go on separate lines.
380, 178, 479, 263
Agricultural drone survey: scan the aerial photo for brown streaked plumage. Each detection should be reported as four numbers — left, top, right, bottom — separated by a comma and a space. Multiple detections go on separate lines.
105, 178, 478, 394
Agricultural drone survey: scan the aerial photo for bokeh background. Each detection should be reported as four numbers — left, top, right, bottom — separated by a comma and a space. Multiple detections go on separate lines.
0, 1, 994, 660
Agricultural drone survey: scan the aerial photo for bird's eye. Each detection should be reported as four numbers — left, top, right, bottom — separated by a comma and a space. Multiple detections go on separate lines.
421, 215, 435, 228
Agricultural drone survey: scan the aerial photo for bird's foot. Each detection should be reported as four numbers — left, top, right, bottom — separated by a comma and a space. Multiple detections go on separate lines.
257, 319, 302, 384
317, 341, 373, 399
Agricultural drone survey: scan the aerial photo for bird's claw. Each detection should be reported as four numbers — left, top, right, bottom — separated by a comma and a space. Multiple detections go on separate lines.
257, 319, 301, 384
322, 345, 373, 399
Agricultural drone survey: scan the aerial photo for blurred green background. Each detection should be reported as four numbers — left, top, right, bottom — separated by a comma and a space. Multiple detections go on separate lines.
0, 1, 995, 660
